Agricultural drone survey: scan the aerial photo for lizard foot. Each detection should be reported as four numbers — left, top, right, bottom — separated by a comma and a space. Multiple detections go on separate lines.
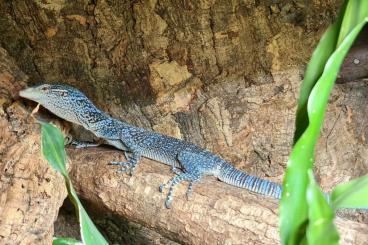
108, 161, 130, 167
70, 139, 100, 149
108, 152, 141, 176
108, 161, 133, 175
159, 173, 200, 208
171, 166, 182, 175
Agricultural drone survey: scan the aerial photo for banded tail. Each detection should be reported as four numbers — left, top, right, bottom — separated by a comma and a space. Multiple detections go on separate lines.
217, 163, 282, 199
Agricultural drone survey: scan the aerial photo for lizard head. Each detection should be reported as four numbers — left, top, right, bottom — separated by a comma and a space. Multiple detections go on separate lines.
19, 83, 94, 125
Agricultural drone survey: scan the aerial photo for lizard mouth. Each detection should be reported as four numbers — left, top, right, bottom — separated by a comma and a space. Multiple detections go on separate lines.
19, 87, 42, 102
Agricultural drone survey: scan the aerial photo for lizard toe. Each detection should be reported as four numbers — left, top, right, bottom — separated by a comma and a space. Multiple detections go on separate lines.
116, 167, 131, 174
159, 184, 166, 193
108, 161, 130, 166
164, 198, 172, 209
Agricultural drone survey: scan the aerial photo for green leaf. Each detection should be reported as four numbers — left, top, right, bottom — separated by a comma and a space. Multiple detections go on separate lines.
337, 0, 368, 46
280, 7, 368, 245
293, 0, 347, 142
331, 174, 368, 209
41, 122, 67, 175
53, 237, 83, 245
41, 123, 109, 245
306, 170, 339, 245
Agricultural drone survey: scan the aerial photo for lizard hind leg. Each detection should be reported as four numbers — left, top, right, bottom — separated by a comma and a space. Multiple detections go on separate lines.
159, 172, 201, 208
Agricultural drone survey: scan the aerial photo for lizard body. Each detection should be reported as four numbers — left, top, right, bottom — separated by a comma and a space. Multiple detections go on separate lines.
20, 83, 282, 207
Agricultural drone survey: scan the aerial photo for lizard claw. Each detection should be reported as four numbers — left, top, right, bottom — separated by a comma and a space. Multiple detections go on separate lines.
159, 184, 166, 193
165, 199, 172, 209
186, 189, 193, 201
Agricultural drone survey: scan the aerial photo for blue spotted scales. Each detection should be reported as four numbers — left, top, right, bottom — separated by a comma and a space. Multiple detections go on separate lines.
20, 84, 282, 208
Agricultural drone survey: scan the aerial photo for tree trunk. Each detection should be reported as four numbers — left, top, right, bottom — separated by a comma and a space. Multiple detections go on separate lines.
0, 48, 67, 244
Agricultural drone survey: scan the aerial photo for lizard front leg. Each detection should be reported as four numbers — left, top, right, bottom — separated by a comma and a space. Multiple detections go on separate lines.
104, 138, 141, 175
70, 138, 133, 165
109, 151, 141, 175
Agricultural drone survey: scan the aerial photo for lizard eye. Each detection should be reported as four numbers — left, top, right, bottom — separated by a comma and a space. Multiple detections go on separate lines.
41, 86, 49, 92
61, 91, 68, 97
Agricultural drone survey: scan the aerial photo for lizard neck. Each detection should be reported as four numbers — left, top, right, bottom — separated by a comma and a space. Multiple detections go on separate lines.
75, 106, 125, 140
90, 117, 125, 139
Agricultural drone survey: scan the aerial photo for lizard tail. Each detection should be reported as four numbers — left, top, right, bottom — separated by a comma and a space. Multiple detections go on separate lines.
217, 163, 282, 199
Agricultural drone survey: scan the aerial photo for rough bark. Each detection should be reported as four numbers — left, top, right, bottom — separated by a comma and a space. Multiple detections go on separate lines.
67, 146, 368, 245
2, 0, 366, 194
0, 48, 67, 244
0, 0, 357, 184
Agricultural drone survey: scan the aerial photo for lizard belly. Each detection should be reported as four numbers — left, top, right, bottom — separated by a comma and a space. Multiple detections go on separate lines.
105, 139, 129, 151
142, 149, 180, 168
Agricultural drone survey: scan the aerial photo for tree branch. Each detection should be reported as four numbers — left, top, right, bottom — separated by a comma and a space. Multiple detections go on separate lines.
68, 147, 368, 244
